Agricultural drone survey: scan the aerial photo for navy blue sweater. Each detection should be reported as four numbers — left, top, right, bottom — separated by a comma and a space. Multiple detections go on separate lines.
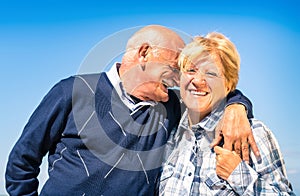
5, 73, 252, 195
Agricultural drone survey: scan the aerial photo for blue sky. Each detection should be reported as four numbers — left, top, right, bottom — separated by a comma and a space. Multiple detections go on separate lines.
1, 0, 300, 194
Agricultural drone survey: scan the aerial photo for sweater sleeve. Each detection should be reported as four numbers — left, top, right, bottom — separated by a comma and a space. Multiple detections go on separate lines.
226, 89, 254, 118
5, 79, 72, 196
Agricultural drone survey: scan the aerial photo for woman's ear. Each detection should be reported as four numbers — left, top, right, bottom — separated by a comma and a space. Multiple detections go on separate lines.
226, 85, 232, 95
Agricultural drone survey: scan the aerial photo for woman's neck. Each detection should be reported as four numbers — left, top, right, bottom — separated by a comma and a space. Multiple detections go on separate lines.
187, 109, 209, 127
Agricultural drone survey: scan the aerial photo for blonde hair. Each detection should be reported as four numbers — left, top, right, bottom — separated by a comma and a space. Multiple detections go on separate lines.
178, 32, 240, 92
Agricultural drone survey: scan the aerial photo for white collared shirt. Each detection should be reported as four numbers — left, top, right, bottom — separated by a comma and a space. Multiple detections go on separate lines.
106, 63, 157, 115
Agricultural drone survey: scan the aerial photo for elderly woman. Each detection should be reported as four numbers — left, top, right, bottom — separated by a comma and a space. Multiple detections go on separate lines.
158, 32, 294, 195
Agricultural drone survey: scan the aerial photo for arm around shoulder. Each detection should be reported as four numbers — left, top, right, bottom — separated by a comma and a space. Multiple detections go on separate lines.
226, 89, 253, 118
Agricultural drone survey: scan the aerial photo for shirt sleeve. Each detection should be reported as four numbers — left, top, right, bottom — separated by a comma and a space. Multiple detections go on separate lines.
226, 89, 254, 118
226, 120, 295, 195
226, 161, 257, 195
5, 79, 72, 196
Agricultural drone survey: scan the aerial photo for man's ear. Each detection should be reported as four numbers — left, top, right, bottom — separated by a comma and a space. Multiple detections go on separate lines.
138, 43, 151, 62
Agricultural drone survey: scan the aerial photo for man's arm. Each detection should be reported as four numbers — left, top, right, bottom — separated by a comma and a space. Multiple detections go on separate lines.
226, 89, 253, 118
211, 89, 260, 163
5, 80, 70, 196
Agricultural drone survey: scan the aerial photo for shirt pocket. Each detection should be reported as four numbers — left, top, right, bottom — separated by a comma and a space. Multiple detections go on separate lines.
160, 164, 174, 181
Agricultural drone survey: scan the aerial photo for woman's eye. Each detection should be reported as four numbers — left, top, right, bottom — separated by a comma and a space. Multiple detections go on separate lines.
186, 69, 196, 73
206, 71, 218, 77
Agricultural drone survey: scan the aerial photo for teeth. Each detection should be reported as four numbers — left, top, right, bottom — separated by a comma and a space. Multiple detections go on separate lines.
162, 81, 170, 88
162, 79, 175, 88
191, 90, 207, 96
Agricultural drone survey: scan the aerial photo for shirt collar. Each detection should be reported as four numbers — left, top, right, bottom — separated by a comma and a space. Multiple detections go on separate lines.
180, 102, 225, 134
106, 63, 157, 111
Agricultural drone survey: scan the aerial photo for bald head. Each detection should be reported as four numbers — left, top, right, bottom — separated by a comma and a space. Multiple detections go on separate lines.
126, 25, 185, 53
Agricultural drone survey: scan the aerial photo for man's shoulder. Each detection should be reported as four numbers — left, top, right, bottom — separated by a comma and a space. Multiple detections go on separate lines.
53, 73, 106, 96
62, 73, 103, 81
58, 73, 105, 87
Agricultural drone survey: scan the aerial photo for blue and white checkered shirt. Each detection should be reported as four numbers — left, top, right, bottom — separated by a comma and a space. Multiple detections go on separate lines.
159, 106, 295, 195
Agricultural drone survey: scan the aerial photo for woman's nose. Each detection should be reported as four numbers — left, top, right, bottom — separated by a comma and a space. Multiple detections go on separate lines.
191, 72, 206, 85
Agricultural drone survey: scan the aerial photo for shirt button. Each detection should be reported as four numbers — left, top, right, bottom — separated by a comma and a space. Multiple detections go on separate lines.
188, 172, 192, 176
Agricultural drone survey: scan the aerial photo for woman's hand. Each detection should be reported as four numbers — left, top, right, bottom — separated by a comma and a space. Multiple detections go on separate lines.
214, 146, 242, 180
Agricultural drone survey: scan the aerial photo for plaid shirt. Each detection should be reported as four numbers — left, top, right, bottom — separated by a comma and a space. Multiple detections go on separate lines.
159, 106, 295, 195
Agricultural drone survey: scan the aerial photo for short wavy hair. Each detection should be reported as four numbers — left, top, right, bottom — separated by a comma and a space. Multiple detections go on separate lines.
178, 32, 240, 92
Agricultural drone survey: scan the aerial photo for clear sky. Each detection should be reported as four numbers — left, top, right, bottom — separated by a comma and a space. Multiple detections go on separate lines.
1, 0, 299, 194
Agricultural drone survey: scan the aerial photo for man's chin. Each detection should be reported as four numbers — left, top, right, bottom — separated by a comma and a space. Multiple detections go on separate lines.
160, 96, 169, 102
144, 90, 169, 102
158, 92, 169, 102
148, 93, 169, 102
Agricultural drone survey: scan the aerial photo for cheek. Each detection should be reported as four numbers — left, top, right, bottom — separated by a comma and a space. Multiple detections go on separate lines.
180, 87, 187, 101
145, 62, 165, 80
180, 76, 189, 98
140, 82, 157, 90
209, 80, 227, 100
179, 75, 188, 93
180, 73, 189, 87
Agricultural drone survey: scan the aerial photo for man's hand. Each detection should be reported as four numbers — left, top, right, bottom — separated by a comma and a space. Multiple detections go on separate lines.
210, 104, 260, 164
214, 146, 241, 180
